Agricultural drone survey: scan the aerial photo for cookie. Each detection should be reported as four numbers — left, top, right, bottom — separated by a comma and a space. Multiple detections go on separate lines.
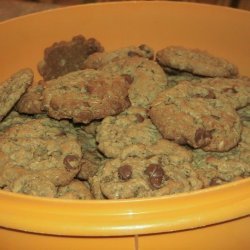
10, 173, 57, 198
156, 46, 238, 77
97, 140, 201, 199
192, 148, 250, 187
0, 117, 82, 187
82, 44, 154, 70
237, 105, 250, 125
149, 82, 242, 152
15, 80, 46, 115
0, 68, 33, 121
198, 77, 250, 109
56, 180, 93, 200
101, 57, 168, 108
38, 35, 104, 81
42, 69, 131, 123
96, 107, 162, 158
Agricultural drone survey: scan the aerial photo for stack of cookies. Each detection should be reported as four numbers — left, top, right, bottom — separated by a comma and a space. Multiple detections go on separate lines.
0, 35, 249, 199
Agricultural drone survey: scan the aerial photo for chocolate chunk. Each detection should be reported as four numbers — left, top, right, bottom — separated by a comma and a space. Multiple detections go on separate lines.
135, 113, 145, 123
122, 74, 134, 84
194, 128, 213, 147
118, 164, 132, 181
145, 164, 165, 189
127, 51, 141, 57
63, 155, 79, 171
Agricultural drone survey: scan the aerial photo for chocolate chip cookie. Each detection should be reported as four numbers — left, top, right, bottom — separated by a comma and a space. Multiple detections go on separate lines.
198, 77, 250, 109
15, 80, 46, 115
156, 46, 238, 77
42, 69, 131, 123
97, 140, 201, 199
96, 107, 162, 158
0, 68, 33, 121
57, 179, 93, 200
149, 82, 242, 151
101, 57, 168, 108
38, 35, 104, 81
0, 117, 82, 188
82, 44, 154, 70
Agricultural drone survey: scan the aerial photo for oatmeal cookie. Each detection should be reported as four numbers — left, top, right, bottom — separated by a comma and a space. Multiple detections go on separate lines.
0, 68, 34, 121
156, 46, 238, 77
10, 173, 57, 198
149, 83, 242, 151
42, 69, 131, 123
101, 57, 168, 108
56, 179, 93, 200
96, 107, 162, 158
38, 35, 104, 81
98, 143, 201, 199
198, 77, 250, 109
15, 80, 46, 114
237, 105, 250, 125
192, 148, 250, 187
82, 44, 154, 69
0, 117, 82, 187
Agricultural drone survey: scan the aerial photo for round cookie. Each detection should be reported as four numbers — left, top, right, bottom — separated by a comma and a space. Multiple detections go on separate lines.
101, 57, 168, 108
149, 82, 242, 152
38, 35, 104, 81
0, 117, 82, 187
192, 148, 250, 187
82, 44, 154, 70
156, 46, 238, 78
97, 140, 201, 199
0, 68, 34, 121
198, 77, 250, 109
56, 180, 93, 200
15, 80, 46, 115
10, 173, 57, 198
42, 69, 131, 123
96, 107, 162, 158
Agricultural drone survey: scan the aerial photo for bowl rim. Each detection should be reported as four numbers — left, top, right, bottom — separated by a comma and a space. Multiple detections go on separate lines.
0, 179, 249, 236
0, 0, 249, 237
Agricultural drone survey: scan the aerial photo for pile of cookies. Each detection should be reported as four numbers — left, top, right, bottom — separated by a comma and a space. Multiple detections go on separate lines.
0, 35, 249, 199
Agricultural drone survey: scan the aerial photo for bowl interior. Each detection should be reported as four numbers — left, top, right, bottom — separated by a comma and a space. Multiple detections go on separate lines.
0, 1, 250, 236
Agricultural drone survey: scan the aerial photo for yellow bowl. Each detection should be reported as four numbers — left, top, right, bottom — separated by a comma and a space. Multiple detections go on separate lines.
0, 1, 249, 249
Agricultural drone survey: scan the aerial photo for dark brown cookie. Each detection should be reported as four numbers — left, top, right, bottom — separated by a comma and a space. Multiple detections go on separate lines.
38, 35, 104, 80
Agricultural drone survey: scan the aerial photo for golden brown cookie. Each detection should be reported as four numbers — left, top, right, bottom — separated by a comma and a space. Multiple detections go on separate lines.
156, 46, 238, 77
0, 68, 33, 121
42, 69, 131, 123
149, 82, 242, 152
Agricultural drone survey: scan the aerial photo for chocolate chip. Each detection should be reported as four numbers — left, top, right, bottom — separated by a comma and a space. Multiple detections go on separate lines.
194, 89, 216, 99
149, 176, 164, 189
138, 44, 147, 50
63, 155, 79, 171
145, 164, 165, 189
122, 74, 134, 84
211, 115, 220, 120
135, 113, 145, 123
176, 137, 188, 145
222, 87, 238, 94
194, 128, 213, 147
118, 164, 132, 181
209, 177, 224, 186
127, 51, 141, 57
205, 89, 216, 99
